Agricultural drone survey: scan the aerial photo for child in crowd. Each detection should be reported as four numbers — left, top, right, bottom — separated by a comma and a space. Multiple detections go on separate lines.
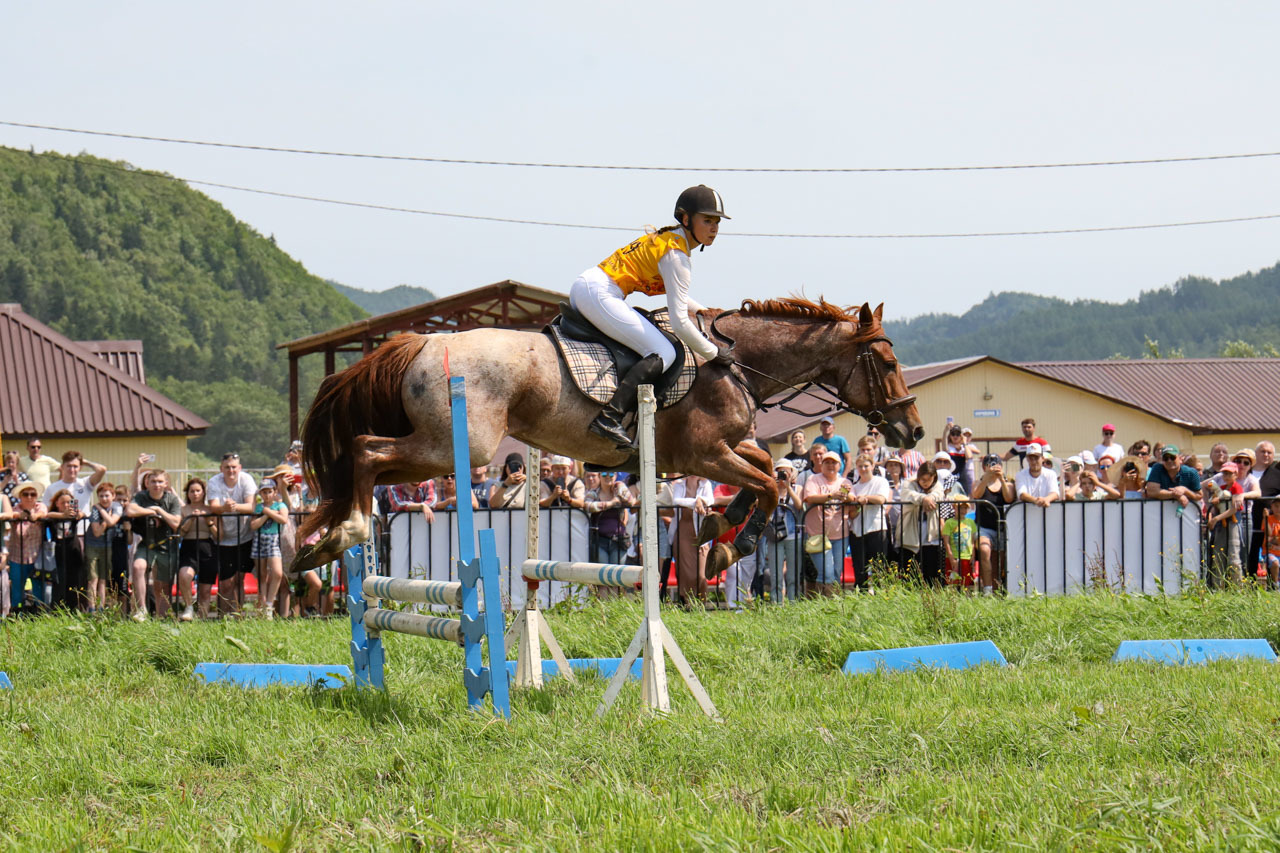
250, 478, 289, 619
85, 482, 123, 614
941, 496, 978, 587
1204, 462, 1244, 588
1263, 502, 1280, 591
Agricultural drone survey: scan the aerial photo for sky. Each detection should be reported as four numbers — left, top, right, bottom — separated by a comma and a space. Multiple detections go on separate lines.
5, 2, 1280, 321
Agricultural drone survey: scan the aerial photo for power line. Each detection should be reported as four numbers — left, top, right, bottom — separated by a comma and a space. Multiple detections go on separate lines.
6, 118, 1280, 174
40, 149, 1280, 238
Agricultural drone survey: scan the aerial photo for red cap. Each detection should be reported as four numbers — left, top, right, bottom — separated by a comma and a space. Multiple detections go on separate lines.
1102, 423, 1116, 432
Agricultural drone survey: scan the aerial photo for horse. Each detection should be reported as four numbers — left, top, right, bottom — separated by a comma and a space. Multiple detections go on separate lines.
293, 297, 924, 578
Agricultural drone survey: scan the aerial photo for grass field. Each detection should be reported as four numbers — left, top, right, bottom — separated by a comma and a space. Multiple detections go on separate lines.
3, 587, 1280, 850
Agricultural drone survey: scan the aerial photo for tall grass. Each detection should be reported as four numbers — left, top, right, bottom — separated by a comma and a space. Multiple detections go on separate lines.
1, 588, 1279, 850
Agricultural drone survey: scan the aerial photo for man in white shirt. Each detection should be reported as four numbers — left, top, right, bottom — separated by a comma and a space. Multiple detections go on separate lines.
1015, 444, 1060, 507
42, 451, 107, 533
1092, 424, 1123, 465
207, 452, 258, 615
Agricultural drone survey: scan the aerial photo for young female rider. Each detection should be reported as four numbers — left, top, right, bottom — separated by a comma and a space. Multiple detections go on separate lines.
570, 184, 735, 448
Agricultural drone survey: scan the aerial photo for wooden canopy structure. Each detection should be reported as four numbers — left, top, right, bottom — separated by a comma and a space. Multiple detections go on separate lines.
278, 280, 566, 438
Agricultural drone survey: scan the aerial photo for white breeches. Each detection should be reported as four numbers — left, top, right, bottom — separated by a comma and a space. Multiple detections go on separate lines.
569, 268, 677, 371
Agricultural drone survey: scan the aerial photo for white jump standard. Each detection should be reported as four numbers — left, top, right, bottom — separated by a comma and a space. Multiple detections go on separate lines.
506, 385, 720, 720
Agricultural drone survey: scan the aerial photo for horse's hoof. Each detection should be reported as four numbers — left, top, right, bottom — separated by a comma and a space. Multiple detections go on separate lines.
696, 513, 732, 547
292, 542, 325, 574
705, 543, 740, 579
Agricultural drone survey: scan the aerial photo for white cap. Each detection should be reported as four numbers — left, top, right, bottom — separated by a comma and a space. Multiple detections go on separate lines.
933, 450, 951, 463
1080, 450, 1097, 465
1024, 444, 1043, 456
550, 455, 573, 467
1067, 455, 1083, 468
773, 458, 794, 472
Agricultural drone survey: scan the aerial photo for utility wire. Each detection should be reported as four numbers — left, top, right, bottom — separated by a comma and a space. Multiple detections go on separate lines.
6, 118, 1280, 173
40, 149, 1280, 238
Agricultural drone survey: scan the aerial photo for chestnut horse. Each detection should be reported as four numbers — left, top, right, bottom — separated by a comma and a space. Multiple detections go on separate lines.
293, 298, 923, 576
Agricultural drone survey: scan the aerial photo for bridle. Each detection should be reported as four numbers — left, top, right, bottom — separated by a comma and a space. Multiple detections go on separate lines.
709, 309, 918, 426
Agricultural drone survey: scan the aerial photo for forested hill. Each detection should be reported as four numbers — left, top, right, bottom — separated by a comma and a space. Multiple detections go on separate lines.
0, 146, 367, 466
884, 265, 1280, 364
331, 281, 436, 315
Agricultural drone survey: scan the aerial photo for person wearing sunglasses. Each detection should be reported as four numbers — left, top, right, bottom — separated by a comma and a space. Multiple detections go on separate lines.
1143, 444, 1202, 508
20, 438, 60, 491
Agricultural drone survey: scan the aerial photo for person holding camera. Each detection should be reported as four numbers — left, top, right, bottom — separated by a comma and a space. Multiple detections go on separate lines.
761, 460, 804, 602
539, 457, 585, 510
489, 453, 529, 509
971, 454, 1015, 595
585, 472, 635, 567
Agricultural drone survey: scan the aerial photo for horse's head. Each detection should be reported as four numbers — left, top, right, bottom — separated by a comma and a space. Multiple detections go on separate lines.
832, 303, 924, 449
727, 297, 925, 448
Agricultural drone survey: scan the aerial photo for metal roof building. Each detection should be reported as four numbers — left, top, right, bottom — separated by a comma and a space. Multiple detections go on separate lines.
278, 280, 565, 438
0, 303, 208, 438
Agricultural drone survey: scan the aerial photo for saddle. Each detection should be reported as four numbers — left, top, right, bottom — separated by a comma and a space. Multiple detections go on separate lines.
544, 302, 698, 410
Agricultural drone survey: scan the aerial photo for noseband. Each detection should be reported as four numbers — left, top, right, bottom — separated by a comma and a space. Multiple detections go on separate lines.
709, 310, 917, 424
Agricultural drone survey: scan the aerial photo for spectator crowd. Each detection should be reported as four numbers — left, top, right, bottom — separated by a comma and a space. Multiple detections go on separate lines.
1, 439, 336, 620
5, 415, 1280, 620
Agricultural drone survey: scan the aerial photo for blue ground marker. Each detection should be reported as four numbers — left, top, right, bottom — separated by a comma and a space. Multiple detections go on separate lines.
842, 640, 1008, 675
504, 657, 644, 682
0, 672, 10, 689
193, 663, 353, 688
1112, 639, 1278, 665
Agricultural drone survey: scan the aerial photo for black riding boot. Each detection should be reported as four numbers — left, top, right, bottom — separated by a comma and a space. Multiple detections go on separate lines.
589, 354, 664, 449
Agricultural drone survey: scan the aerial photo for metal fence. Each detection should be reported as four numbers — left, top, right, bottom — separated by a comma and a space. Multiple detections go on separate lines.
374, 493, 1275, 609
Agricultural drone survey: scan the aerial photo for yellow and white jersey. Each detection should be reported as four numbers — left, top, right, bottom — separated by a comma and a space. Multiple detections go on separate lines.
597, 228, 692, 297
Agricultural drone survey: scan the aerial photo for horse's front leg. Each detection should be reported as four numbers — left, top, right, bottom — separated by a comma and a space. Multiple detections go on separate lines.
295, 434, 433, 573
692, 441, 778, 578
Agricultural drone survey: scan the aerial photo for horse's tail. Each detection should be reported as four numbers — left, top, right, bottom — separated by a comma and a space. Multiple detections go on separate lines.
298, 333, 429, 546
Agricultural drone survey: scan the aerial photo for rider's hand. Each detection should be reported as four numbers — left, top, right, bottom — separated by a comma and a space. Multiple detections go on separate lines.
711, 344, 735, 367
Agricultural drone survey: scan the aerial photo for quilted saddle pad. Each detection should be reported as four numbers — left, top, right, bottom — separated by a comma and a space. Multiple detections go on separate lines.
545, 308, 698, 409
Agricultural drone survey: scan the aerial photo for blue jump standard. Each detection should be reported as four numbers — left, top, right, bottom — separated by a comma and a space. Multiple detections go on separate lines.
842, 640, 1008, 675
0, 672, 10, 689
504, 658, 644, 681
193, 663, 353, 688
1112, 639, 1278, 665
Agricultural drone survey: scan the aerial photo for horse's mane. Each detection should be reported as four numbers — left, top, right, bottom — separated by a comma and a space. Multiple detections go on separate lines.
738, 297, 860, 324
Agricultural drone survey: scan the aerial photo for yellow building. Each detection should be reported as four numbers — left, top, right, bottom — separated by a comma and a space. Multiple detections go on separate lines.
759, 355, 1280, 463
0, 304, 207, 482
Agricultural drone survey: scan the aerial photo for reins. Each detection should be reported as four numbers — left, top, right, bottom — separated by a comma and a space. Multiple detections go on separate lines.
708, 309, 917, 425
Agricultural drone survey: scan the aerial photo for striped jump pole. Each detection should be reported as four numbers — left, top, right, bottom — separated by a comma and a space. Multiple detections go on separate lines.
347, 375, 510, 719
507, 385, 719, 720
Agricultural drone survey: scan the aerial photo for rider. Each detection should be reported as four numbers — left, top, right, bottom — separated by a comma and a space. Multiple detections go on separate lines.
570, 184, 735, 448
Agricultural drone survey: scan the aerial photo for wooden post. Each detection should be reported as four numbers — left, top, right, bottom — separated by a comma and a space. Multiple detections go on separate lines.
288, 354, 300, 441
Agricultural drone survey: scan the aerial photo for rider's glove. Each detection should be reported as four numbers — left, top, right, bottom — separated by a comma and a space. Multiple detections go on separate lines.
711, 344, 736, 367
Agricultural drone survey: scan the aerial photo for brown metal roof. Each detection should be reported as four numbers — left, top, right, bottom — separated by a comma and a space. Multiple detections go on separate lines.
0, 304, 209, 437
79, 340, 146, 382
902, 356, 987, 388
1020, 359, 1280, 433
278, 280, 566, 357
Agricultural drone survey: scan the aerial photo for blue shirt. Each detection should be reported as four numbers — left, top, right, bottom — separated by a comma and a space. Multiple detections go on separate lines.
813, 435, 852, 473
1146, 463, 1201, 494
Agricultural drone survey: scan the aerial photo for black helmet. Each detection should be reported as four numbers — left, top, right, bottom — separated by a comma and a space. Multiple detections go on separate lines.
674, 185, 730, 223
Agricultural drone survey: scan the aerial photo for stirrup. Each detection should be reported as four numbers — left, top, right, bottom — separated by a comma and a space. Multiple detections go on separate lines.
589, 413, 635, 449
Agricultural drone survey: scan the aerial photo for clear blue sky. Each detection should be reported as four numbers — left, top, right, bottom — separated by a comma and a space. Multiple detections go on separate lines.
6, 2, 1280, 319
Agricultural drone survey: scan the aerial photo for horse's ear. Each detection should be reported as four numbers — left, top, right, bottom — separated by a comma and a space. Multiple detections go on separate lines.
858, 303, 874, 326
873, 303, 884, 322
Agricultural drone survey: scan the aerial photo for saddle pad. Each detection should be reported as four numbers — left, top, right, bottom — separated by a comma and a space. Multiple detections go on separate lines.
546, 308, 697, 409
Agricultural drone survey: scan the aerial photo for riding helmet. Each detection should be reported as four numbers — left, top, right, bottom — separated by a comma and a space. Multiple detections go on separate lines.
674, 185, 730, 222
